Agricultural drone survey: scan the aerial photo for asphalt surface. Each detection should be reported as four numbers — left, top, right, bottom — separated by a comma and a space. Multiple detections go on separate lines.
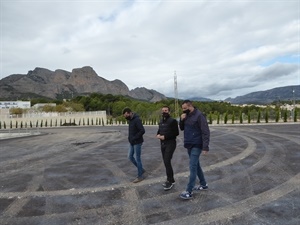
0, 123, 299, 225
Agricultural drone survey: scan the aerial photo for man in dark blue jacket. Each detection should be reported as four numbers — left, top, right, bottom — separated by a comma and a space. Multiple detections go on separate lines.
178, 100, 210, 199
123, 107, 146, 183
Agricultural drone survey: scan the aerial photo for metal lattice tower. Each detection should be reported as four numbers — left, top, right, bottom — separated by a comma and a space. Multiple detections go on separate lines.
174, 71, 179, 119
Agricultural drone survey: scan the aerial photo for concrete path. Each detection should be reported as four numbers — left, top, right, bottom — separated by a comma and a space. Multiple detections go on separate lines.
0, 124, 299, 225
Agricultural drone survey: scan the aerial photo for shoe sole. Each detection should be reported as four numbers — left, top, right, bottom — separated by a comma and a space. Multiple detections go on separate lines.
193, 186, 208, 191
162, 182, 175, 187
164, 184, 174, 191
180, 196, 192, 200
133, 178, 144, 183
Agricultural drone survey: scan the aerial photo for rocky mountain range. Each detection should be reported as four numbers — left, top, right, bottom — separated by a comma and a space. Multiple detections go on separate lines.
0, 66, 167, 102
225, 85, 300, 104
1, 66, 299, 104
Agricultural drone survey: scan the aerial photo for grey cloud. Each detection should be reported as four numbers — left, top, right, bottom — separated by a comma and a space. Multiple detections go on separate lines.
1, 1, 299, 101
250, 63, 299, 82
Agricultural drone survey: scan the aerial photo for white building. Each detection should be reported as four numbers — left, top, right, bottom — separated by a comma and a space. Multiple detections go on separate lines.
0, 101, 31, 109
32, 103, 56, 109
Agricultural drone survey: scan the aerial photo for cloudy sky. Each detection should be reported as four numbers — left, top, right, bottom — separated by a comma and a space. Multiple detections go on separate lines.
1, 0, 299, 100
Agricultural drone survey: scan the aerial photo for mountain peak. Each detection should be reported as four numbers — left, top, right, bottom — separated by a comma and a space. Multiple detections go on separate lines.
0, 66, 167, 102
225, 85, 300, 104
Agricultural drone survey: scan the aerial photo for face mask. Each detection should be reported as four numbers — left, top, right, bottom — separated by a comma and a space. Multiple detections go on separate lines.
162, 112, 170, 118
183, 109, 190, 115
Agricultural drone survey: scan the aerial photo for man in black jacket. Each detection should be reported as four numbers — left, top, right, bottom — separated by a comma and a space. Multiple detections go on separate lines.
156, 106, 179, 190
123, 107, 146, 183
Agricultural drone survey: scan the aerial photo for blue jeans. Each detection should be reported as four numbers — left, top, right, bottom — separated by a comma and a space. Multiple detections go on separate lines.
128, 143, 144, 177
186, 147, 206, 193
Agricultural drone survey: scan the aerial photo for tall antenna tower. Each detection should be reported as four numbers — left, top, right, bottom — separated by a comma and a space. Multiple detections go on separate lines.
174, 71, 179, 119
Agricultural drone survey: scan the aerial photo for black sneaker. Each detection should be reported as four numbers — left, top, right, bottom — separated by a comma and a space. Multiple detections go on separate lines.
163, 181, 174, 191
162, 181, 175, 187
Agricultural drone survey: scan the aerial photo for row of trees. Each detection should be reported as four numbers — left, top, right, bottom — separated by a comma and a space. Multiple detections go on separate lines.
208, 107, 298, 124
70, 93, 299, 124
1, 107, 297, 130
6, 93, 299, 128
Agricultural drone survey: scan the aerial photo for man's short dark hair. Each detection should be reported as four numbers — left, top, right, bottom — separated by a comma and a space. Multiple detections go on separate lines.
122, 107, 132, 114
162, 106, 170, 111
182, 100, 192, 105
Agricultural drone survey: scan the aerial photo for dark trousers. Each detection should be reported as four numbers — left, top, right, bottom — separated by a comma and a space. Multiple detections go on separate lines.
161, 139, 176, 183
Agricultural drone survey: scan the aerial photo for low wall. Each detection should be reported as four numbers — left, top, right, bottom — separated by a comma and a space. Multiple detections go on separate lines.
0, 111, 107, 129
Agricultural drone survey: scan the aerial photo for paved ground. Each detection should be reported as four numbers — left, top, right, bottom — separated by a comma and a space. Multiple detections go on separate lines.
0, 123, 299, 225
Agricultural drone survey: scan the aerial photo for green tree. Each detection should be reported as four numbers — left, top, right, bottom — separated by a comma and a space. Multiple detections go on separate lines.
224, 112, 228, 124
56, 105, 67, 112
112, 101, 127, 117
209, 112, 213, 124
239, 111, 243, 124
284, 109, 288, 122
294, 107, 298, 122
257, 109, 261, 123
9, 107, 23, 115
42, 104, 56, 112
248, 111, 251, 123
67, 102, 85, 112
275, 109, 280, 122
265, 109, 269, 123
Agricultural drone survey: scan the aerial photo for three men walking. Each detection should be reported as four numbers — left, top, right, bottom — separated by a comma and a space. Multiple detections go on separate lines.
123, 100, 210, 200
